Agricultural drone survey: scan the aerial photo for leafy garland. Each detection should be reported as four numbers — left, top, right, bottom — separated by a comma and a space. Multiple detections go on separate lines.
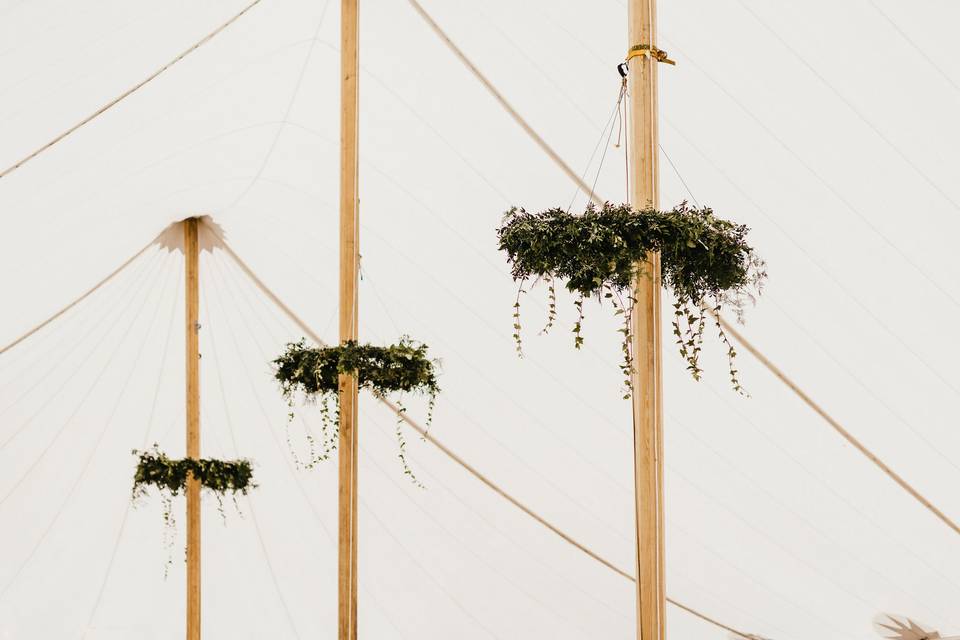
132, 445, 255, 574
273, 338, 440, 484
497, 202, 766, 395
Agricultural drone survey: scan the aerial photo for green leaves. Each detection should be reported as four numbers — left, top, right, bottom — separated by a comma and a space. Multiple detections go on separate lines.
273, 338, 440, 400
132, 446, 255, 498
272, 338, 440, 481
497, 202, 766, 394
132, 446, 255, 574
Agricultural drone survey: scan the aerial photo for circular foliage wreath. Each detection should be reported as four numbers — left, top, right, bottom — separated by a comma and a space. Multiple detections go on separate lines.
132, 445, 255, 573
273, 338, 440, 484
497, 201, 766, 395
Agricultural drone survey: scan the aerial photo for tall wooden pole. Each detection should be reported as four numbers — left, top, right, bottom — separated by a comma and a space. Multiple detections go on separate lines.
184, 217, 202, 640
337, 0, 360, 638
627, 0, 666, 638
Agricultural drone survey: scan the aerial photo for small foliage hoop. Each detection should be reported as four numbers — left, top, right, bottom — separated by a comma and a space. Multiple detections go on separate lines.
132, 445, 255, 573
497, 202, 766, 395
273, 338, 440, 484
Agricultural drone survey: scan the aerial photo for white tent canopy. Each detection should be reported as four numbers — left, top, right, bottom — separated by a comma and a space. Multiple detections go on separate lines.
2, 0, 959, 638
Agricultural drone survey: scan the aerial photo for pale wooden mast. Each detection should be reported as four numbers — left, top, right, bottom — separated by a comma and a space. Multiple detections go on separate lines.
626, 0, 666, 637
337, 0, 361, 638
184, 217, 202, 640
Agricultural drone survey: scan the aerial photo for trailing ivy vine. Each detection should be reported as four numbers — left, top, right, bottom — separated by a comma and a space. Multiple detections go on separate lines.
273, 338, 440, 485
497, 202, 766, 395
132, 445, 255, 574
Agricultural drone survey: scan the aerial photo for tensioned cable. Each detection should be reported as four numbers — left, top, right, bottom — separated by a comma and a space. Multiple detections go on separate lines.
215, 302, 410, 639
648, 107, 956, 579
0, 234, 159, 355
373, 393, 757, 640
867, 0, 960, 97
356, 411, 632, 625
661, 114, 960, 533
0, 0, 924, 624
0, 249, 164, 446
0, 4, 168, 101
222, 0, 332, 214
222, 250, 608, 636
225, 225, 647, 567
356, 492, 501, 639
712, 311, 960, 538
284, 219, 928, 617
225, 121, 632, 439
246, 36, 515, 210
356, 421, 603, 639
658, 118, 960, 551
9, 0, 954, 556
659, 144, 699, 206
290, 248, 808, 627
0, 240, 148, 389
359, 61, 513, 205
223, 210, 908, 632
0, 247, 160, 415
0, 251, 168, 503
736, 1, 960, 242
201, 264, 302, 640
207, 239, 343, 468
10, 35, 328, 222
659, 114, 960, 401
218, 215, 639, 541
404, 0, 602, 207
0, 0, 265, 180
666, 460, 917, 626
83, 264, 182, 634
404, 0, 960, 543
211, 251, 502, 639
667, 413, 957, 622
686, 346, 960, 598
0, 251, 173, 600
214, 226, 758, 640
226, 129, 633, 453
203, 251, 421, 638
214, 176, 960, 620
659, 32, 960, 313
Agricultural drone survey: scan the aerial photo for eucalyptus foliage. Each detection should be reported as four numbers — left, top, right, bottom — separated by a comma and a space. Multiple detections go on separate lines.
132, 446, 255, 573
497, 202, 766, 394
273, 338, 440, 484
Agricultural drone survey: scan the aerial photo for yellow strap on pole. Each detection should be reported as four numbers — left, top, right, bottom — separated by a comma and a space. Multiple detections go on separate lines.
627, 43, 675, 65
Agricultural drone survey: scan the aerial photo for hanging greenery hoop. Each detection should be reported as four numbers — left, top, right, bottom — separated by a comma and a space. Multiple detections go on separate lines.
132, 445, 255, 574
272, 337, 440, 484
497, 202, 766, 395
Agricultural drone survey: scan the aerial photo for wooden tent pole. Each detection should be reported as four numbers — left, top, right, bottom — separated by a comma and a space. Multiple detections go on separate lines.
626, 0, 666, 638
184, 217, 202, 640
338, 0, 360, 638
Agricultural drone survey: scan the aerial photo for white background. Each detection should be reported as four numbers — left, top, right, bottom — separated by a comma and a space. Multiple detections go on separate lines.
1, 0, 959, 638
